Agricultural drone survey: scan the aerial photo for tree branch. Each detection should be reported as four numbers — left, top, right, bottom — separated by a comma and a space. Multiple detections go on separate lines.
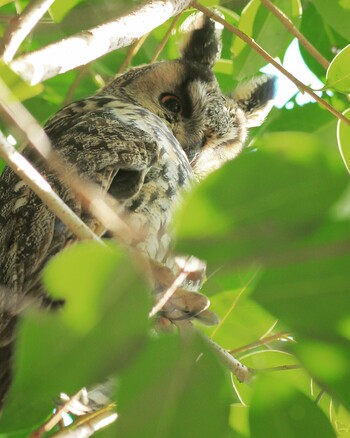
151, 14, 182, 63
9, 0, 192, 84
176, 320, 254, 383
0, 131, 101, 243
193, 2, 350, 127
229, 331, 293, 354
260, 0, 330, 69
0, 0, 55, 63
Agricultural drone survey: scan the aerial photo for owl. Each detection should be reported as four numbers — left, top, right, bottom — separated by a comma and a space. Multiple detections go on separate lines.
0, 13, 276, 407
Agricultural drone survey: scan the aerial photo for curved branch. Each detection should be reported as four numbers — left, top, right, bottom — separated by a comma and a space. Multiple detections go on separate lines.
0, 0, 55, 63
10, 0, 192, 84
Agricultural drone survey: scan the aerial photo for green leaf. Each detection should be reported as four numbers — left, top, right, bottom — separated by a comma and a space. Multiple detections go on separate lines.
295, 339, 350, 413
337, 108, 350, 173
299, 3, 345, 79
312, 0, 350, 40
0, 241, 151, 430
251, 223, 350, 339
49, 0, 84, 22
326, 44, 350, 93
112, 334, 233, 437
201, 290, 276, 351
231, 0, 301, 79
175, 134, 347, 269
339, 0, 350, 9
249, 375, 337, 438
0, 62, 43, 101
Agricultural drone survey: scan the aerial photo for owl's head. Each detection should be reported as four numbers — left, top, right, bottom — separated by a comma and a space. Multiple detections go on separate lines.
102, 13, 276, 178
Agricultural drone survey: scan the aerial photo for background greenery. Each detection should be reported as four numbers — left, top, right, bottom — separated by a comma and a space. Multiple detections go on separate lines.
0, 0, 350, 436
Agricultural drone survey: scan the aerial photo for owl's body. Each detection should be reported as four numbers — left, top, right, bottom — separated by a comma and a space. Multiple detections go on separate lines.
0, 14, 276, 407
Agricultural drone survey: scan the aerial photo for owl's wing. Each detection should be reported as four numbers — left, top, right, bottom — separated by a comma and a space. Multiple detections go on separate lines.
0, 99, 162, 408
45, 97, 159, 196
0, 99, 161, 310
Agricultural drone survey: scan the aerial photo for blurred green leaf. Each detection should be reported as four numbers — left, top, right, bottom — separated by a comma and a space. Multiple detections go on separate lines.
326, 44, 350, 93
0, 241, 151, 430
175, 135, 347, 269
251, 223, 350, 339
249, 375, 337, 438
312, 0, 350, 40
49, 0, 84, 22
231, 0, 301, 79
295, 339, 350, 412
112, 333, 233, 438
337, 108, 350, 173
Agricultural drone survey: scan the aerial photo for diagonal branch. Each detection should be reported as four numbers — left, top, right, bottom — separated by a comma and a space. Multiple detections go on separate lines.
0, 0, 55, 63
0, 78, 133, 244
0, 131, 101, 243
260, 0, 330, 70
9, 0, 192, 84
192, 2, 350, 127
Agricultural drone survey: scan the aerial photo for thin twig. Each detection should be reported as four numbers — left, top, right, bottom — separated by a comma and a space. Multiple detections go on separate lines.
151, 14, 182, 63
10, 0, 193, 84
0, 0, 55, 62
230, 331, 293, 354
30, 389, 87, 437
204, 335, 254, 382
52, 406, 117, 438
176, 320, 254, 383
117, 33, 150, 74
192, 2, 350, 127
149, 270, 189, 317
258, 364, 301, 372
210, 269, 259, 340
0, 130, 102, 243
260, 0, 330, 69
0, 78, 134, 243
63, 64, 90, 106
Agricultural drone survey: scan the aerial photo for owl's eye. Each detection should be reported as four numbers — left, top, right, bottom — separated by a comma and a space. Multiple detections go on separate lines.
160, 94, 183, 114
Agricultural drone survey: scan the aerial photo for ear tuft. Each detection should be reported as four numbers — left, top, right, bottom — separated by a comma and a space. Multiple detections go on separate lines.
180, 12, 223, 67
233, 75, 277, 128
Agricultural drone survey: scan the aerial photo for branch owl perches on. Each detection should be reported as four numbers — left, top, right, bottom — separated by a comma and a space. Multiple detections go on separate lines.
0, 12, 276, 409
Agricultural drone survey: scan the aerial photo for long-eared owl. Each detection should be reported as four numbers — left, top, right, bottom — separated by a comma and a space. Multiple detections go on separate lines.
0, 13, 276, 407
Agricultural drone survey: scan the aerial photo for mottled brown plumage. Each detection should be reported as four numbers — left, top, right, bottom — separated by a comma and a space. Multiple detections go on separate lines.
0, 14, 276, 407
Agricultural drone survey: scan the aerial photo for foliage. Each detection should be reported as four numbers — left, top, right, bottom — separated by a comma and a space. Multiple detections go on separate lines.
0, 0, 350, 436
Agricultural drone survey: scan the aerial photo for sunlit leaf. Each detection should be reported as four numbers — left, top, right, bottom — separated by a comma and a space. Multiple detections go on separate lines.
249, 375, 337, 438
202, 290, 276, 351
326, 44, 350, 93
231, 0, 301, 79
337, 108, 350, 173
49, 0, 84, 22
